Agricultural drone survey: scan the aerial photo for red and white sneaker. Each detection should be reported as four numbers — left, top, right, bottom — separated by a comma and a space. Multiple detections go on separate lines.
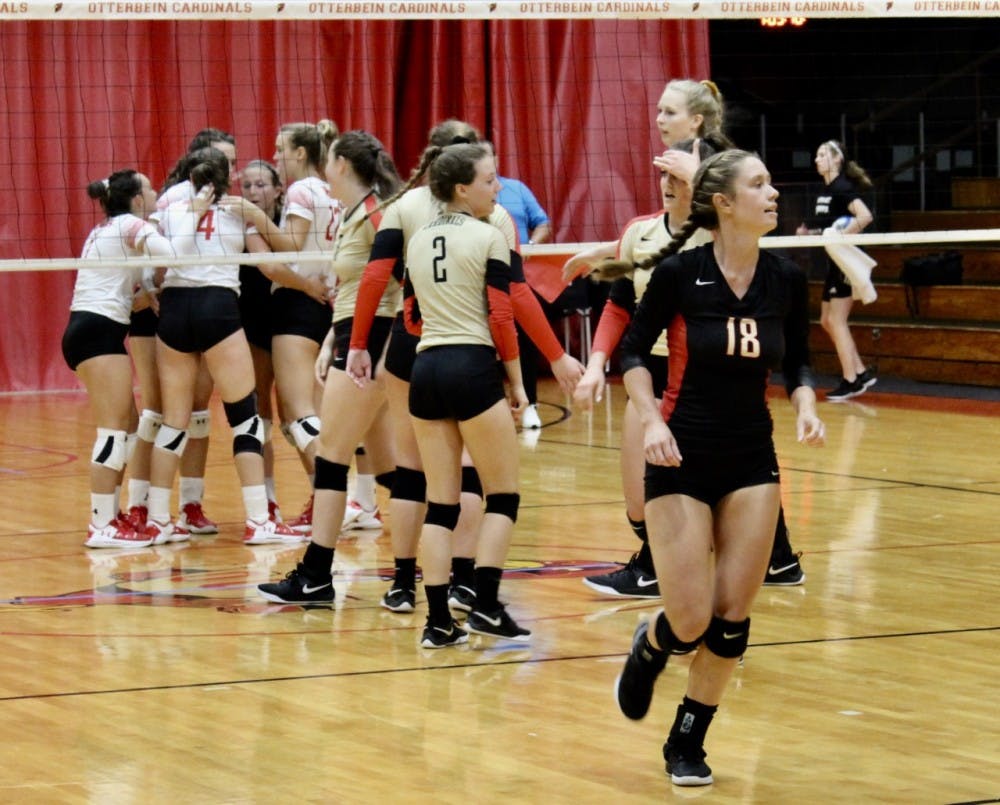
287, 494, 313, 534
243, 518, 308, 546
145, 519, 191, 546
125, 505, 148, 531
342, 501, 383, 531
85, 519, 154, 549
268, 500, 283, 523
178, 502, 219, 535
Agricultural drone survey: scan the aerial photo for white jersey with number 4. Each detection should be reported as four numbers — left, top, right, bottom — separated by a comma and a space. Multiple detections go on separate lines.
160, 201, 254, 292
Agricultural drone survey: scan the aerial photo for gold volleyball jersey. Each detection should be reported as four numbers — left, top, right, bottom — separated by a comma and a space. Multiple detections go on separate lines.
331, 193, 400, 323
619, 213, 712, 356
405, 212, 510, 352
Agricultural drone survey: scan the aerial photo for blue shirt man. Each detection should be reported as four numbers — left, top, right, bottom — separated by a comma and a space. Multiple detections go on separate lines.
497, 176, 551, 245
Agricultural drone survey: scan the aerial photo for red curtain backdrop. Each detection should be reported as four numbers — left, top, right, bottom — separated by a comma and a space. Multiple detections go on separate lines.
0, 19, 707, 392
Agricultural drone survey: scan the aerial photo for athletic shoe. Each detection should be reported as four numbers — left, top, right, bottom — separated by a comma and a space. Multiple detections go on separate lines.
381, 587, 416, 613
614, 620, 668, 720
664, 742, 713, 786
84, 519, 154, 549
420, 618, 468, 649
583, 553, 659, 598
465, 605, 531, 642
243, 519, 308, 546
763, 552, 806, 586
125, 505, 148, 531
258, 563, 335, 604
178, 502, 219, 535
826, 377, 864, 402
342, 501, 383, 531
857, 367, 878, 390
521, 403, 542, 430
144, 519, 190, 546
268, 500, 283, 523
447, 584, 476, 613
287, 494, 313, 534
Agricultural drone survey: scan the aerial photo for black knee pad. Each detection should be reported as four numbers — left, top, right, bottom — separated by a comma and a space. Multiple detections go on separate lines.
702, 615, 750, 659
485, 492, 519, 523
461, 466, 483, 498
314, 456, 349, 492
355, 445, 366, 457
224, 392, 263, 456
654, 612, 703, 655
425, 501, 460, 530
392, 466, 426, 503
375, 471, 395, 491
223, 391, 258, 426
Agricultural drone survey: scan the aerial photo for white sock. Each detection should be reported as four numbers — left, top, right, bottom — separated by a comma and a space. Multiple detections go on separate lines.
91, 493, 117, 528
148, 486, 172, 524
179, 476, 204, 507
242, 484, 269, 524
127, 479, 150, 510
354, 474, 377, 510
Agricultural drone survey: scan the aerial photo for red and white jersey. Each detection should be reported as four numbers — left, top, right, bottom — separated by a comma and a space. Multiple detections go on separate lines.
150, 180, 194, 227
71, 214, 162, 324
331, 193, 398, 323
280, 176, 341, 280
160, 201, 254, 292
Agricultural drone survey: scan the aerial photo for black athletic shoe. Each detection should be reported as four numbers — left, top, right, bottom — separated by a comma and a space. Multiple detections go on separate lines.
614, 620, 668, 720
582, 553, 659, 598
826, 377, 864, 402
857, 367, 877, 390
258, 563, 335, 604
447, 584, 476, 613
465, 605, 531, 642
763, 552, 806, 586
420, 618, 468, 649
381, 587, 416, 613
664, 742, 713, 786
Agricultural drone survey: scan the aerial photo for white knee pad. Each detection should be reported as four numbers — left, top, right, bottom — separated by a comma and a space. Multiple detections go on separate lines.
289, 415, 321, 452
92, 428, 127, 472
136, 409, 163, 443
231, 413, 264, 454
154, 424, 189, 457
188, 409, 211, 439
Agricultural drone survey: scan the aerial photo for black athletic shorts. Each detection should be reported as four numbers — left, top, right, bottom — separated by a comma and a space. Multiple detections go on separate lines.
271, 286, 331, 345
129, 307, 159, 338
331, 315, 393, 378
383, 313, 420, 382
409, 344, 506, 422
644, 440, 780, 508
821, 259, 853, 301
157, 286, 243, 354
62, 310, 129, 370
238, 265, 274, 351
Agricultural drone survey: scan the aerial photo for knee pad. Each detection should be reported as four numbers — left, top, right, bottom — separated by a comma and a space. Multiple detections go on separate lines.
485, 492, 520, 523
188, 409, 211, 439
280, 421, 296, 448
91, 428, 127, 471
136, 409, 163, 443
289, 414, 321, 452
392, 466, 426, 503
375, 471, 395, 491
461, 466, 483, 498
124, 432, 138, 464
654, 612, 703, 656
425, 501, 461, 530
261, 417, 273, 444
154, 424, 189, 457
224, 393, 263, 456
702, 615, 750, 659
314, 456, 349, 492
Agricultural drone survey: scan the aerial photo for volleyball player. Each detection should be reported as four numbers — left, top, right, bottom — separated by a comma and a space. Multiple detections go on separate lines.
259, 121, 341, 534
612, 150, 825, 786
404, 142, 528, 646
146, 147, 303, 546
63, 169, 192, 548
341, 120, 583, 617
255, 130, 403, 605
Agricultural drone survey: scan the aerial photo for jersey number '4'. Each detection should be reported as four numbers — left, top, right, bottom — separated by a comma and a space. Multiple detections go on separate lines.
725, 316, 760, 358
197, 210, 215, 240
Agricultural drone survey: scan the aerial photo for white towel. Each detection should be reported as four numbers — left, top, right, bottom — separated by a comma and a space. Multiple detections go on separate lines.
823, 228, 878, 304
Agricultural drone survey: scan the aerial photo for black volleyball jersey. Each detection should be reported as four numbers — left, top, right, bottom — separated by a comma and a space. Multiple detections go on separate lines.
620, 242, 814, 450
811, 174, 862, 230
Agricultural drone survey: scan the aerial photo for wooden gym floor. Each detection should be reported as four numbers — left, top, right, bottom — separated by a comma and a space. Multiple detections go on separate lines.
0, 378, 997, 804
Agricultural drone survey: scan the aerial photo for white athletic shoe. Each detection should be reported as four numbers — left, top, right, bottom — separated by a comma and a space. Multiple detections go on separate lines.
342, 500, 383, 531
521, 404, 542, 430
244, 519, 309, 546
84, 519, 154, 549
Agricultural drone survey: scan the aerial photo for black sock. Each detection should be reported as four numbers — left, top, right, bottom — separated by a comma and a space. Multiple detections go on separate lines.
474, 566, 503, 611
451, 556, 475, 590
668, 696, 718, 754
302, 542, 334, 579
425, 583, 450, 626
393, 557, 417, 591
629, 517, 655, 574
770, 506, 794, 565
